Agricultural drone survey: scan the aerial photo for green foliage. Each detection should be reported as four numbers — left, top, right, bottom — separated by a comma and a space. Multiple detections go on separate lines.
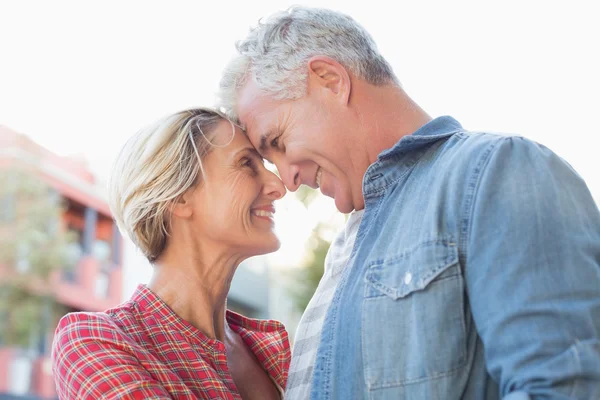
0, 168, 73, 348
0, 288, 61, 348
288, 225, 330, 312
287, 186, 332, 312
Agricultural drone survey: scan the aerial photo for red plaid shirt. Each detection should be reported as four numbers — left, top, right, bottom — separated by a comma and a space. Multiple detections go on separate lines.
51, 285, 290, 399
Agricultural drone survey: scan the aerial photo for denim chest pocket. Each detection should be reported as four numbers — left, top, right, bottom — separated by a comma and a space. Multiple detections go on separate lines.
361, 239, 467, 390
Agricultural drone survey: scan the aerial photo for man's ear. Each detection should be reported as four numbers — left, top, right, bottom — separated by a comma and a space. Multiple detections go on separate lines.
306, 56, 351, 105
170, 191, 194, 219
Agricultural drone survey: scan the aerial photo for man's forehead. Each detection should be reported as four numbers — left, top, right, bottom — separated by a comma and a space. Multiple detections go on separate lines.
235, 81, 267, 121
235, 82, 289, 150
236, 81, 288, 122
236, 115, 264, 151
236, 101, 268, 133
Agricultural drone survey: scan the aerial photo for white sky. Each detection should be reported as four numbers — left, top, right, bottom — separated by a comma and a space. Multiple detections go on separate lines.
1, 1, 599, 295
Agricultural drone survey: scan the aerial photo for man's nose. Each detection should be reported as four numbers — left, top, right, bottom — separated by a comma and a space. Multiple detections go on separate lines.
276, 161, 301, 192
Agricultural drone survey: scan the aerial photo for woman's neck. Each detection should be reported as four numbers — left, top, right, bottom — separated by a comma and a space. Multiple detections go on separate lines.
148, 244, 244, 341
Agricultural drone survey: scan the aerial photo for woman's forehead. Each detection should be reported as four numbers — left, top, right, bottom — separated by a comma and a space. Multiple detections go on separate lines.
209, 124, 255, 156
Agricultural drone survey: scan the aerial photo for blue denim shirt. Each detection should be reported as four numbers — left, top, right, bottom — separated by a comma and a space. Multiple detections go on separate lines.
310, 117, 600, 399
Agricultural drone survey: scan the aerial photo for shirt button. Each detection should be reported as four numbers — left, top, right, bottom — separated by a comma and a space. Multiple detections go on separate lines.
404, 272, 413, 285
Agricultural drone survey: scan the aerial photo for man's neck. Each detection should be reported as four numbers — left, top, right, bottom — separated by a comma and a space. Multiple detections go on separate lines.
349, 83, 432, 211
357, 84, 432, 166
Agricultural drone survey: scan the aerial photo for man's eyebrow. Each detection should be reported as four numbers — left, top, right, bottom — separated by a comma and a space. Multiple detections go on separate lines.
259, 129, 280, 153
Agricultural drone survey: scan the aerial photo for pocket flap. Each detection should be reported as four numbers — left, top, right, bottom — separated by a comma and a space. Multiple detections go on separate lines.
365, 239, 459, 299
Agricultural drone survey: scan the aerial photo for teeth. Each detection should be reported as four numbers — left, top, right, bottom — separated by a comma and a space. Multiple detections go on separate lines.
316, 168, 322, 187
253, 210, 273, 218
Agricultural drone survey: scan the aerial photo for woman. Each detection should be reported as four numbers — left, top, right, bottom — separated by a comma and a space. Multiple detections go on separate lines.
51, 108, 289, 399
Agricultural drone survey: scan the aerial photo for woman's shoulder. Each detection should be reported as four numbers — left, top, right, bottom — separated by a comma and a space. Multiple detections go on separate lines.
52, 311, 125, 358
52, 299, 142, 355
51, 305, 173, 399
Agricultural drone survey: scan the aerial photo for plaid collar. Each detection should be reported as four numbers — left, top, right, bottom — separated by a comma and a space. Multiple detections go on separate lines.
132, 284, 290, 389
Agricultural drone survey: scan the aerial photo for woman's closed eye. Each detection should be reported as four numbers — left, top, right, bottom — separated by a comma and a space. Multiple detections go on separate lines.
240, 152, 264, 171
240, 157, 255, 168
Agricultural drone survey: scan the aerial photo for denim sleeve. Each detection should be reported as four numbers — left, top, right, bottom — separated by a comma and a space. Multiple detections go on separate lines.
465, 136, 600, 399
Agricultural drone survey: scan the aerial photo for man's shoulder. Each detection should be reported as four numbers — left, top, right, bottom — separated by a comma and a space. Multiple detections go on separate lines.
454, 131, 566, 175
442, 130, 547, 177
452, 129, 517, 156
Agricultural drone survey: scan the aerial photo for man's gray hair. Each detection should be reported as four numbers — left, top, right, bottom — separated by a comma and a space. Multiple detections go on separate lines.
218, 6, 398, 119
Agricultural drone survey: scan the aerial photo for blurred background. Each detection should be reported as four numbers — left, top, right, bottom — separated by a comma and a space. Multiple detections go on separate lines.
0, 0, 598, 398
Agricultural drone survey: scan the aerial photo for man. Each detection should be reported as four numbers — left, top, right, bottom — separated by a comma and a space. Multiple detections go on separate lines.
218, 7, 600, 399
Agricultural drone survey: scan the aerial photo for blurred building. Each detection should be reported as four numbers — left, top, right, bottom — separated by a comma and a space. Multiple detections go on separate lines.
228, 257, 270, 319
0, 127, 123, 399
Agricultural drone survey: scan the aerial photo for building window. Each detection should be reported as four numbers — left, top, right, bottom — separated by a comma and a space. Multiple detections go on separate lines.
63, 227, 84, 282
8, 350, 34, 395
95, 269, 110, 298
92, 240, 112, 265
0, 194, 16, 222
82, 208, 98, 255
16, 243, 30, 273
63, 241, 83, 282
93, 240, 112, 298
46, 189, 61, 234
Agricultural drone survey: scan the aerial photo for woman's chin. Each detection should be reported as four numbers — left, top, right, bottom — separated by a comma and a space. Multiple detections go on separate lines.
247, 235, 281, 257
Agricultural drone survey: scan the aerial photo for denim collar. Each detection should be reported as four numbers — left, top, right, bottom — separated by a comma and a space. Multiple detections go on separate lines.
378, 116, 463, 161
363, 116, 463, 197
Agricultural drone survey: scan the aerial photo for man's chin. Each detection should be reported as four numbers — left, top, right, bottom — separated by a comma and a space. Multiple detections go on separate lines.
322, 184, 355, 214
334, 195, 355, 214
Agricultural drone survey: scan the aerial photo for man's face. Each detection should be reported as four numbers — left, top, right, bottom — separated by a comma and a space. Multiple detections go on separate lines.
235, 80, 360, 213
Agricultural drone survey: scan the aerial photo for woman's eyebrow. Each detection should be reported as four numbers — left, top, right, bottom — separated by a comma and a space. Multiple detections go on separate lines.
232, 146, 262, 159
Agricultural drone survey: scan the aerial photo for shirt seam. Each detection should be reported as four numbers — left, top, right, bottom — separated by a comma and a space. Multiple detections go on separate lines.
461, 136, 505, 267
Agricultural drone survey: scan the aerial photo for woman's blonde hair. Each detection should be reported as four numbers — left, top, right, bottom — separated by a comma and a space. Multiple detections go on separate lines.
108, 108, 229, 262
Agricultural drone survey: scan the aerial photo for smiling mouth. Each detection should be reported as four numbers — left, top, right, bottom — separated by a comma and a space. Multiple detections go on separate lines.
252, 210, 274, 219
315, 167, 322, 188
251, 206, 275, 221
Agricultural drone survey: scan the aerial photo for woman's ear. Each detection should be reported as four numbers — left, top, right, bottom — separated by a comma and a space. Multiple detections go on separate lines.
170, 190, 194, 219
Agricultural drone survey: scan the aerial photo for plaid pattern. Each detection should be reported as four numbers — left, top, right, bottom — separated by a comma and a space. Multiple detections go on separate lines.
52, 285, 290, 399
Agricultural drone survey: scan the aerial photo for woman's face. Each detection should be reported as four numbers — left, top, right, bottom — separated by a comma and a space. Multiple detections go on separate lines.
187, 121, 286, 257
